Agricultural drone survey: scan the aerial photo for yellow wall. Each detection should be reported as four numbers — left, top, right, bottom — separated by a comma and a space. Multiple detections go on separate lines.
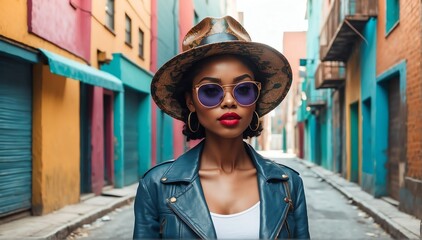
91, 0, 151, 69
345, 44, 363, 183
32, 64, 80, 215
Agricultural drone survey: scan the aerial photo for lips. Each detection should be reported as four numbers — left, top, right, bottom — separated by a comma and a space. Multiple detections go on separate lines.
218, 112, 241, 127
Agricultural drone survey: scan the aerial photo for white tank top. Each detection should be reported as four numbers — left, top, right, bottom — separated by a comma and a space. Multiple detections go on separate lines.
210, 202, 260, 239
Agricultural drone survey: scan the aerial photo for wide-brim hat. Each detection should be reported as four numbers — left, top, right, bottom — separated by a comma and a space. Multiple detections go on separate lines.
151, 16, 292, 121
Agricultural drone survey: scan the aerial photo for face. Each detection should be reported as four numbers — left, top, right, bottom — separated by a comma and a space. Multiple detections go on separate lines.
185, 55, 259, 139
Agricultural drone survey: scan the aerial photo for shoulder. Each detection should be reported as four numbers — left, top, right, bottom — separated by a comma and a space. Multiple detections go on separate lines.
141, 159, 175, 181
273, 161, 300, 176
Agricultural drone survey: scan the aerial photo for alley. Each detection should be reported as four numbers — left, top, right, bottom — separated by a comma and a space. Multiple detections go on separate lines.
67, 155, 391, 239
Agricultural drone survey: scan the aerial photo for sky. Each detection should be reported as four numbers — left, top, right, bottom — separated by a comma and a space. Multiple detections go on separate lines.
236, 0, 308, 53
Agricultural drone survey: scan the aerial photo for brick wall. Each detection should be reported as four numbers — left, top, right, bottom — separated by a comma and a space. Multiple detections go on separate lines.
377, 0, 422, 180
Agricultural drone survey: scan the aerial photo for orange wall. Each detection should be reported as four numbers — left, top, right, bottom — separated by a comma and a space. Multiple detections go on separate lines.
32, 64, 80, 215
376, 0, 422, 179
91, 0, 151, 69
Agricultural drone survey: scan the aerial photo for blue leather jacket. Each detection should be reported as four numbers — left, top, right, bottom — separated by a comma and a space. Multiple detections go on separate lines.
133, 141, 310, 239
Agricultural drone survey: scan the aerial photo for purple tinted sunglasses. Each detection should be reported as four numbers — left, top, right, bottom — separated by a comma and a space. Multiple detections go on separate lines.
194, 81, 261, 108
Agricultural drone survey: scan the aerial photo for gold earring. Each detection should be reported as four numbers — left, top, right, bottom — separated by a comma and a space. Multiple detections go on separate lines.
188, 112, 200, 133
249, 111, 260, 131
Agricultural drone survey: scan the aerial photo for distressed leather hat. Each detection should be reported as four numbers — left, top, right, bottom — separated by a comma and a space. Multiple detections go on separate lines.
151, 16, 292, 121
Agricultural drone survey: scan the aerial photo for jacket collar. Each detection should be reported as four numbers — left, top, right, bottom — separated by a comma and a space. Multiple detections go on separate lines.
161, 140, 290, 183
161, 140, 292, 239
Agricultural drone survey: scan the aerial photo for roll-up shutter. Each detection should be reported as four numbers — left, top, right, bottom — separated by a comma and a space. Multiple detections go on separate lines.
0, 57, 32, 217
124, 88, 141, 185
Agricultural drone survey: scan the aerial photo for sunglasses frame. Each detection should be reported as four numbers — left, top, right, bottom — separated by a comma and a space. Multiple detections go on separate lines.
193, 81, 262, 108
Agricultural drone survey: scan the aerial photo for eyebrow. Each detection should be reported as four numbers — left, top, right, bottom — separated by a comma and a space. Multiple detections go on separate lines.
197, 74, 253, 84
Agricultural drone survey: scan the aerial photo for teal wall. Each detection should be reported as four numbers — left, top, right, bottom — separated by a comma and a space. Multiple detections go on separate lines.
299, 0, 333, 167
374, 60, 406, 197
360, 18, 377, 194
101, 53, 153, 187
193, 0, 224, 18
157, 0, 179, 162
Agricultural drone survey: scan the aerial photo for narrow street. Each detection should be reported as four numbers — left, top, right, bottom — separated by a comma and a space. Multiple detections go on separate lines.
68, 155, 391, 239
274, 156, 392, 239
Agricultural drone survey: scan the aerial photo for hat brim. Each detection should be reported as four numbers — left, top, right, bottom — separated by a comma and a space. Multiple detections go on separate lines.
151, 41, 292, 121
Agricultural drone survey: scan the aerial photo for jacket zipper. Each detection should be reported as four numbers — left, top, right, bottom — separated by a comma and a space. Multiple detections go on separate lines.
285, 220, 291, 238
159, 218, 166, 237
167, 202, 207, 239
274, 205, 290, 239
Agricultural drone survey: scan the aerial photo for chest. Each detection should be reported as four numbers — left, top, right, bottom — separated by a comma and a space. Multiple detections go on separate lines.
199, 170, 260, 214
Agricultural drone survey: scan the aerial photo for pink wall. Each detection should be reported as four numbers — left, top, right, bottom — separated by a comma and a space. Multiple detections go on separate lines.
173, 0, 195, 158
28, 0, 91, 62
283, 32, 307, 80
91, 87, 104, 195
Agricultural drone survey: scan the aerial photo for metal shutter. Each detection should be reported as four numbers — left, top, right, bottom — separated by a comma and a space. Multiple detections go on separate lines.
124, 88, 140, 185
0, 57, 32, 217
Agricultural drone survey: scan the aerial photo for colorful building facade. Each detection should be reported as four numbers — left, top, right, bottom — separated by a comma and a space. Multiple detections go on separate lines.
298, 0, 422, 219
0, 0, 154, 218
150, 0, 229, 164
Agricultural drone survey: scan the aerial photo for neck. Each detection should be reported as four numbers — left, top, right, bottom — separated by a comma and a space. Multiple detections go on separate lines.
200, 133, 251, 173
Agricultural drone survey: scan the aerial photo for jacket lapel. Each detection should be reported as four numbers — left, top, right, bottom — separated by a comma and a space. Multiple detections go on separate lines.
160, 141, 291, 239
246, 144, 292, 239
160, 141, 217, 239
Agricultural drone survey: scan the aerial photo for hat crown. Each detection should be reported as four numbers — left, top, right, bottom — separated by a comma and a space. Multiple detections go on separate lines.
182, 16, 252, 52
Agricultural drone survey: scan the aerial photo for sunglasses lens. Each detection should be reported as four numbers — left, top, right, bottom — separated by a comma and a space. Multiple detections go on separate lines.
234, 82, 259, 106
197, 84, 224, 107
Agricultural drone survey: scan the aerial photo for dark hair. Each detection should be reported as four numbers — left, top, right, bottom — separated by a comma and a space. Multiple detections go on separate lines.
173, 54, 264, 141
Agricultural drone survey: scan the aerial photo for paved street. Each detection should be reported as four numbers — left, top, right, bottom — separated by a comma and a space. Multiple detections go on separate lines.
67, 203, 135, 240
67, 156, 392, 239
274, 157, 392, 239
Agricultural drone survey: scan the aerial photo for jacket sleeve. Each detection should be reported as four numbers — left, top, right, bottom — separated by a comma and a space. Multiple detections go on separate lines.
133, 178, 160, 239
293, 176, 310, 239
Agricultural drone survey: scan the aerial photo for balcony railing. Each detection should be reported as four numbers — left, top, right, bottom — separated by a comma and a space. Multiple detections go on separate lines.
315, 61, 346, 89
320, 0, 378, 61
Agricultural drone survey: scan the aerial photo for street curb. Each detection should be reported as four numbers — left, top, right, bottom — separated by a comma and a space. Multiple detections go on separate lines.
46, 195, 135, 240
296, 159, 420, 240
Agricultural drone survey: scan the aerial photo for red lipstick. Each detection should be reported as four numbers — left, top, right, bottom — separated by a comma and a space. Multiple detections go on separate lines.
218, 112, 241, 127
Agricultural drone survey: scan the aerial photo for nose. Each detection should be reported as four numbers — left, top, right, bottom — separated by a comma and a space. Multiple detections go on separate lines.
220, 90, 237, 109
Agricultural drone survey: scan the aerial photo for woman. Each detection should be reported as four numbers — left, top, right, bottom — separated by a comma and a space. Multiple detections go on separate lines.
134, 16, 310, 239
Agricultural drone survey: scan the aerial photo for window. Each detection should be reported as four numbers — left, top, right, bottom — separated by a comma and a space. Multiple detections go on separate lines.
386, 0, 399, 35
138, 29, 144, 58
105, 0, 114, 30
125, 14, 132, 45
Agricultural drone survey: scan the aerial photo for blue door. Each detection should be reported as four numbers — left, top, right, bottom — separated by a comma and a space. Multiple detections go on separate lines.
0, 56, 32, 217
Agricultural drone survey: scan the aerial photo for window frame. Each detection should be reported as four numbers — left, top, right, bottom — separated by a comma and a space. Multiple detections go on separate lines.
138, 28, 144, 59
105, 0, 115, 31
125, 14, 132, 46
385, 0, 400, 36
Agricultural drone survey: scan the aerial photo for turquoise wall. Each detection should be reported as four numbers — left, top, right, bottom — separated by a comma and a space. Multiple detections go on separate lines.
374, 60, 406, 197
193, 0, 223, 17
360, 18, 377, 194
300, 0, 333, 167
157, 0, 179, 162
101, 53, 153, 187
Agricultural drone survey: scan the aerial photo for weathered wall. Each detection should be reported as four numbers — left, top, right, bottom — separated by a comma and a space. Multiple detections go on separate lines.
32, 64, 80, 215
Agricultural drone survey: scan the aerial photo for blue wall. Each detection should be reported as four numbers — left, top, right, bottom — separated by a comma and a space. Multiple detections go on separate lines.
300, 0, 333, 167
101, 53, 153, 186
360, 18, 377, 194
157, 0, 179, 162
374, 60, 406, 197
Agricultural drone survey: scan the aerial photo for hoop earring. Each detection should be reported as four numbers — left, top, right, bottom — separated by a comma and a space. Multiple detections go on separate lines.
249, 111, 260, 131
188, 112, 200, 133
